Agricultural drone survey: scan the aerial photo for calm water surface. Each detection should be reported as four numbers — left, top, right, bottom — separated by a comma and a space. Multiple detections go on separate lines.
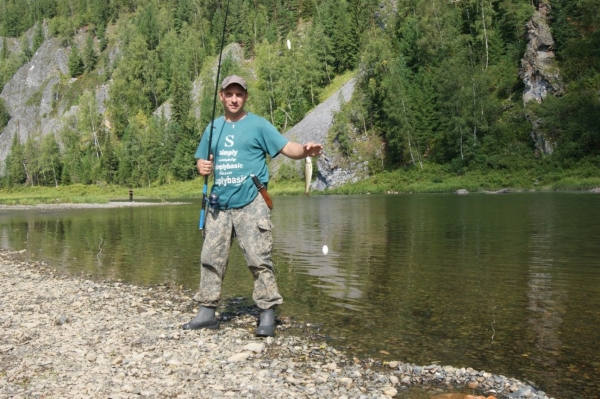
1, 193, 599, 399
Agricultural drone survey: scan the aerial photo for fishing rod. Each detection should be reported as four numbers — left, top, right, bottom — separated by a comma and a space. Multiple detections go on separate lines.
199, 0, 230, 230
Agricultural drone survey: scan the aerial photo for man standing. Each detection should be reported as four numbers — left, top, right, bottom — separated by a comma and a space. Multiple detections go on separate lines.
183, 75, 323, 337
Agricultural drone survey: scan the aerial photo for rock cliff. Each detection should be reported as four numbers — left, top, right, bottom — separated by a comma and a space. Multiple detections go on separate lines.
519, 1, 564, 155
0, 33, 68, 169
0, 27, 114, 172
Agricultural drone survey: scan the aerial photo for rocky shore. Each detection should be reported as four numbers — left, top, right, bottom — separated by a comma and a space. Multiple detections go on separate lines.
1, 249, 553, 399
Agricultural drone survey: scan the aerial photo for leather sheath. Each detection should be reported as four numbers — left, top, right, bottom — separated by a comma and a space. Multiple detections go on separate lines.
251, 176, 273, 210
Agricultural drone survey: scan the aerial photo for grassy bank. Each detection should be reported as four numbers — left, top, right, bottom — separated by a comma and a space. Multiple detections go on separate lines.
1, 165, 599, 205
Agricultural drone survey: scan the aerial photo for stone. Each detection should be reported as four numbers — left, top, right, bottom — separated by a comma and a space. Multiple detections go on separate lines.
85, 353, 97, 362
227, 352, 251, 362
243, 343, 264, 353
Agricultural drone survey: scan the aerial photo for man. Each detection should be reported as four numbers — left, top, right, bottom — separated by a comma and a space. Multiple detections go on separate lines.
183, 75, 323, 337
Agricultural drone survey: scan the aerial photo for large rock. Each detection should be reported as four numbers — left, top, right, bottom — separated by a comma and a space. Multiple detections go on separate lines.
519, 2, 564, 155
272, 78, 360, 190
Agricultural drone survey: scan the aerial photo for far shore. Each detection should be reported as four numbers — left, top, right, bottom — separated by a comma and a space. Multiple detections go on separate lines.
0, 201, 191, 210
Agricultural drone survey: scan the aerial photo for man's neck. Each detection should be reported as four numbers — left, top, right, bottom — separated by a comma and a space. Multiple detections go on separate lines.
225, 111, 248, 123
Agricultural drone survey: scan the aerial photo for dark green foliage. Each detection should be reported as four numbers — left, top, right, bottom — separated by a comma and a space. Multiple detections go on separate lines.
68, 45, 84, 77
96, 23, 108, 52
19, 35, 32, 62
4, 133, 26, 186
83, 32, 98, 73
0, 97, 10, 129
537, 88, 600, 161
32, 20, 44, 53
137, 5, 160, 50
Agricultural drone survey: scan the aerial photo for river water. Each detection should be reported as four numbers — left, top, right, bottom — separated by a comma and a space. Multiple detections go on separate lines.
1, 193, 599, 398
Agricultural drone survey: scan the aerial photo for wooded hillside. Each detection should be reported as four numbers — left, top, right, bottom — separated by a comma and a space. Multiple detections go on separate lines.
0, 0, 598, 188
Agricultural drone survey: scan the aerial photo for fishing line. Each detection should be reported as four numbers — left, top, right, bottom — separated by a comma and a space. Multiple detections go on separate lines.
199, 0, 231, 230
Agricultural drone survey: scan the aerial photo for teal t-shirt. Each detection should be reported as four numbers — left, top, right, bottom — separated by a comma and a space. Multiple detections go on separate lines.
195, 112, 289, 209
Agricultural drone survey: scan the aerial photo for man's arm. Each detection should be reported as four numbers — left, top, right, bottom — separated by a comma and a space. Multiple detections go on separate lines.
280, 142, 323, 160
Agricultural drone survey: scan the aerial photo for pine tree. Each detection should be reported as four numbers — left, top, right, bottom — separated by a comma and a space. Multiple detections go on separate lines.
5, 133, 26, 186
83, 32, 98, 73
137, 5, 160, 50
68, 45, 84, 77
97, 23, 108, 52
170, 65, 192, 125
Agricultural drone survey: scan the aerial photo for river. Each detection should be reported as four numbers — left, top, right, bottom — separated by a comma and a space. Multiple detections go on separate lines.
1, 193, 598, 398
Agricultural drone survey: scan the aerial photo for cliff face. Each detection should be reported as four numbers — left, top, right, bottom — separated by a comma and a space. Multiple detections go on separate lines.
0, 28, 112, 172
0, 34, 68, 168
519, 2, 564, 155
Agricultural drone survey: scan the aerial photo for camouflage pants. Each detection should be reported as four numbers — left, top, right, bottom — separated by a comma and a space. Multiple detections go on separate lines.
193, 194, 283, 310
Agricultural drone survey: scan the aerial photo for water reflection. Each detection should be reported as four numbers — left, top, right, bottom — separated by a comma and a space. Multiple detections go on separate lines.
1, 193, 599, 399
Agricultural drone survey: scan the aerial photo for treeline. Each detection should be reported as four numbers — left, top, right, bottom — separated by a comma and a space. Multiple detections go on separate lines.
0, 0, 599, 189
329, 0, 600, 175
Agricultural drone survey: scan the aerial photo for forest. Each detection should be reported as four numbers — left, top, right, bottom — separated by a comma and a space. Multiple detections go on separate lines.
0, 0, 598, 189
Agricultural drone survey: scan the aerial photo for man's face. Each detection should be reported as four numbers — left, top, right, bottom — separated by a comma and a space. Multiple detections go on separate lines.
219, 84, 248, 119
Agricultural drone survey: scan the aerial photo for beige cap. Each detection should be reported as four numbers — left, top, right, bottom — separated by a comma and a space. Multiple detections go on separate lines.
221, 75, 247, 91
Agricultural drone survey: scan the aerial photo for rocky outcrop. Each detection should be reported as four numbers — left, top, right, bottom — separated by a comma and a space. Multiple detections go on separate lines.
271, 78, 361, 190
0, 27, 113, 172
0, 35, 67, 168
519, 1, 564, 155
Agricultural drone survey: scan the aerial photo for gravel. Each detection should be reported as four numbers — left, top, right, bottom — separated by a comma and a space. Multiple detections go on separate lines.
0, 249, 553, 399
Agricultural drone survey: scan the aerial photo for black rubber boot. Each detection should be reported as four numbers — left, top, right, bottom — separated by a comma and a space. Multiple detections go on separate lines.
255, 308, 276, 337
182, 306, 220, 330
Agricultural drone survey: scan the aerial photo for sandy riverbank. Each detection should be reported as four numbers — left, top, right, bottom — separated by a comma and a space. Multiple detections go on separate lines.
0, 250, 551, 399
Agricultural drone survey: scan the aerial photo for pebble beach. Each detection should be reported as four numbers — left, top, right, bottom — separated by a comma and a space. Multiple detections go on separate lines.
0, 198, 555, 399
0, 248, 557, 399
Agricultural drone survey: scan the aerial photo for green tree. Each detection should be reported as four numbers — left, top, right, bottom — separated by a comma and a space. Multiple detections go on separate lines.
58, 117, 85, 184
0, 97, 10, 129
77, 90, 103, 158
20, 34, 32, 62
96, 22, 108, 52
137, 5, 160, 50
33, 20, 45, 53
68, 44, 84, 77
4, 133, 26, 186
170, 53, 192, 125
23, 136, 41, 185
39, 133, 62, 186
83, 31, 98, 72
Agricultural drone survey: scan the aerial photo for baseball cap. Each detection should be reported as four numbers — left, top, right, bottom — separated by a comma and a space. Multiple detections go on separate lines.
221, 75, 247, 91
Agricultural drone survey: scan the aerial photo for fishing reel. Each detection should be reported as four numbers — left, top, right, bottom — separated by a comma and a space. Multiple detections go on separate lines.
208, 192, 220, 208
